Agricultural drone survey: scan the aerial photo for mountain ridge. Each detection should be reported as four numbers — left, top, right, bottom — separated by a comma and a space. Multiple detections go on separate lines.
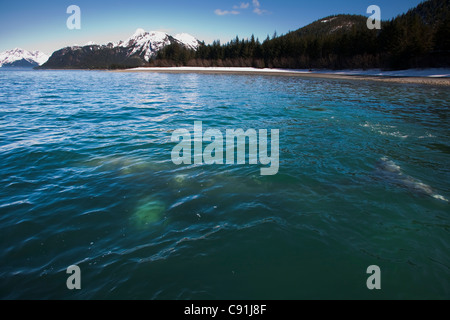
38, 29, 201, 69
287, 14, 368, 38
0, 48, 49, 68
18, 0, 450, 70
152, 0, 450, 70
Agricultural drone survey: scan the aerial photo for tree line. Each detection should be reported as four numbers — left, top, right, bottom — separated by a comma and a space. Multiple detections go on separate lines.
150, 0, 450, 70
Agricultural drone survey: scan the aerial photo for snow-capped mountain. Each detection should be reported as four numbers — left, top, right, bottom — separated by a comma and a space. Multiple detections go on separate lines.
111, 28, 200, 62
0, 48, 49, 67
115, 29, 174, 62
39, 28, 201, 69
174, 33, 200, 50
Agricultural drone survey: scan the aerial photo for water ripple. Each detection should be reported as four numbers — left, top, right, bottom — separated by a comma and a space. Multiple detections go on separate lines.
0, 70, 449, 299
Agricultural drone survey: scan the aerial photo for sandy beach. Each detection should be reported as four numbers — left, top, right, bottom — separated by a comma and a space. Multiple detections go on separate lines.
116, 67, 450, 86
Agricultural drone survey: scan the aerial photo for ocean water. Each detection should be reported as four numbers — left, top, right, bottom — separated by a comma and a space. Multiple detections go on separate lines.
0, 69, 449, 299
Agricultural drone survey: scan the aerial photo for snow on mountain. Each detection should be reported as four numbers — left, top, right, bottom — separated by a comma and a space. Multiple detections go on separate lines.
321, 17, 337, 23
100, 29, 200, 62
119, 29, 173, 62
130, 28, 147, 39
84, 41, 97, 46
174, 33, 200, 50
0, 48, 49, 67
330, 22, 355, 33
39, 28, 201, 68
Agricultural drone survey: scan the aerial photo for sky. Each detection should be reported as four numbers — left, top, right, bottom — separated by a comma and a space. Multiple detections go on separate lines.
0, 0, 424, 54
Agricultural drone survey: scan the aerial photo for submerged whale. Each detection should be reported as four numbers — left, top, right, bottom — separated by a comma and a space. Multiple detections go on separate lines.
130, 196, 166, 228
375, 157, 448, 202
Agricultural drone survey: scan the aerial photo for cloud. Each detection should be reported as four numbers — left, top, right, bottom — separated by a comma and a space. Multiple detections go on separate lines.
253, 7, 264, 15
215, 1, 268, 17
233, 2, 250, 9
252, 0, 269, 15
214, 9, 240, 16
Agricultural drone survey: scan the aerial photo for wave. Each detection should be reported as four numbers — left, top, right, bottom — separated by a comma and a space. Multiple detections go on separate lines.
376, 157, 448, 202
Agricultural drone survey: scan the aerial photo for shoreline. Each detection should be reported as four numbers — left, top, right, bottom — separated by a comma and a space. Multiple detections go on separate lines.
114, 67, 450, 86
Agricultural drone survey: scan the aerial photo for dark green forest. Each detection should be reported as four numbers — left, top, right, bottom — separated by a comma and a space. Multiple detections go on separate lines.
152, 0, 450, 70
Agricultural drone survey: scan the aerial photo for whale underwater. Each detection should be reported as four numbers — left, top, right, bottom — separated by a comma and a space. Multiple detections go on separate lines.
375, 157, 448, 202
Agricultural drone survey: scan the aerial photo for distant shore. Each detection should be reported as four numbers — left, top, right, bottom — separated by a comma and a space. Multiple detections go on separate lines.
114, 67, 450, 86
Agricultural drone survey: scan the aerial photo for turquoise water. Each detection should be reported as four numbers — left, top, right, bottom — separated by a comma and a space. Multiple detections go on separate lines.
0, 70, 449, 299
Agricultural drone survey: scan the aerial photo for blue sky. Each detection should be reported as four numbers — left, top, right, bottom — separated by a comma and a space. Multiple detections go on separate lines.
0, 0, 424, 54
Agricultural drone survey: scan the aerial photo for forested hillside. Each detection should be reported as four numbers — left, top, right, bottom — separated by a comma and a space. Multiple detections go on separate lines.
151, 0, 450, 70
